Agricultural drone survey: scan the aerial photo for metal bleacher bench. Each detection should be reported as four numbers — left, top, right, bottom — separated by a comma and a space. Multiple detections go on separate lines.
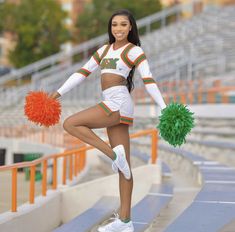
160, 144, 235, 232
161, 161, 172, 178
53, 196, 119, 232
130, 147, 174, 230
132, 182, 173, 232
187, 138, 235, 150
130, 148, 174, 231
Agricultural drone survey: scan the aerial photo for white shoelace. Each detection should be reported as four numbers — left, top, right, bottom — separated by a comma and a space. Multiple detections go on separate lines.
109, 212, 119, 221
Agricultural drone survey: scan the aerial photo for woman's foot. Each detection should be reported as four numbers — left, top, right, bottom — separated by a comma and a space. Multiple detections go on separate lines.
113, 145, 131, 180
97, 218, 134, 232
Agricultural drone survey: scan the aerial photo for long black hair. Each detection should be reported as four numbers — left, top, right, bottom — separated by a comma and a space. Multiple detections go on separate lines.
108, 9, 141, 92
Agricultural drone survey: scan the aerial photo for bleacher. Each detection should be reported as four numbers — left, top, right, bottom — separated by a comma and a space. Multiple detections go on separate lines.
160, 145, 235, 232
0, 4, 234, 109
0, 5, 234, 131
0, 2, 235, 232
53, 164, 173, 232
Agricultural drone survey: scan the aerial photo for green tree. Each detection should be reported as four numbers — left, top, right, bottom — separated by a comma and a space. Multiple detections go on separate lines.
1, 0, 69, 68
0, 4, 3, 33
76, 0, 162, 42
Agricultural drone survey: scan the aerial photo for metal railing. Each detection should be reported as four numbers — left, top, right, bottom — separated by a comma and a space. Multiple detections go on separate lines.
0, 128, 158, 213
133, 79, 235, 105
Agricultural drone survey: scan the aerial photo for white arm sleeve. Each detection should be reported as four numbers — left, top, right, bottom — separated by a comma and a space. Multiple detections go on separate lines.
57, 73, 86, 96
145, 83, 166, 109
57, 45, 107, 96
128, 46, 166, 109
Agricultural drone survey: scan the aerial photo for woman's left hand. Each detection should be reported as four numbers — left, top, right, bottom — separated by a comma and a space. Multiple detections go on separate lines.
49, 91, 61, 99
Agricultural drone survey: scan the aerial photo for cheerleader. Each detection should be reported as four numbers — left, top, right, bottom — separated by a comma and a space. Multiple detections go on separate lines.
50, 9, 166, 232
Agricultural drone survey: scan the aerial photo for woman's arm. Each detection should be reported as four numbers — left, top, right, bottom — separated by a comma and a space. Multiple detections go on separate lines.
128, 46, 166, 109
56, 45, 107, 96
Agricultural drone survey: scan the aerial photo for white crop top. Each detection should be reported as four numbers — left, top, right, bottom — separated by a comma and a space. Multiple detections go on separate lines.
100, 43, 150, 78
57, 43, 166, 109
71, 43, 153, 81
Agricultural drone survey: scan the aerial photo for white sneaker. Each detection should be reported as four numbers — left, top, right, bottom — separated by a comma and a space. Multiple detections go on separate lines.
112, 162, 118, 173
98, 218, 134, 232
113, 145, 131, 180
97, 213, 119, 232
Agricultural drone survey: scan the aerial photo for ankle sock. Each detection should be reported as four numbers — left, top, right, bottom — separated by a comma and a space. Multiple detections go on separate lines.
121, 218, 131, 223
113, 151, 117, 160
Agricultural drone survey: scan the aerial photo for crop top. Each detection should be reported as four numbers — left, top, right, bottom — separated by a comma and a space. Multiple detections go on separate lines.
57, 43, 166, 109
98, 43, 151, 78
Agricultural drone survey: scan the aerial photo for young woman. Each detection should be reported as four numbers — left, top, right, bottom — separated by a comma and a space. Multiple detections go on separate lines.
50, 9, 166, 232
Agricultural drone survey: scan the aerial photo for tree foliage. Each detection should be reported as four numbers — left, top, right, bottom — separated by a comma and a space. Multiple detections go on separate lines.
0, 0, 69, 68
76, 0, 162, 42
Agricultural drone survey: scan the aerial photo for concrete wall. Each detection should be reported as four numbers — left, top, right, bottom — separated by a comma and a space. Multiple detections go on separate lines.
134, 104, 235, 119
0, 190, 61, 232
188, 104, 235, 119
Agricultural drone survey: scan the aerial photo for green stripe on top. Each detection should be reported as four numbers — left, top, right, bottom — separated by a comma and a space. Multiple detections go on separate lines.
121, 44, 135, 68
98, 102, 112, 115
120, 117, 133, 123
100, 44, 111, 61
143, 78, 156, 84
93, 51, 101, 64
134, 54, 146, 66
78, 68, 91, 77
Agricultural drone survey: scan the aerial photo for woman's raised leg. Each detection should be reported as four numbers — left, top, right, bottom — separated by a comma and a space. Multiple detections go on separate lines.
63, 105, 120, 160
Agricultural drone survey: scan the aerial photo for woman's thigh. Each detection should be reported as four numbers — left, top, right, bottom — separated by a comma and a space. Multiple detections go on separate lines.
64, 105, 120, 129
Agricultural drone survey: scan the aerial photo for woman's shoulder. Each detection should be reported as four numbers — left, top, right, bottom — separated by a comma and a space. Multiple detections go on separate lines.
128, 43, 144, 52
96, 44, 111, 55
128, 44, 145, 60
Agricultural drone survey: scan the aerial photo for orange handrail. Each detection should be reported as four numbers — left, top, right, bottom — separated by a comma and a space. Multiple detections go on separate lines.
0, 128, 158, 212
29, 165, 36, 204
42, 160, 47, 196
129, 129, 158, 164
52, 157, 58, 190
12, 168, 17, 212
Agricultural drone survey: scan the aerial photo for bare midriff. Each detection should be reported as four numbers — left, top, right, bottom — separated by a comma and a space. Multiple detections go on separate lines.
101, 73, 127, 91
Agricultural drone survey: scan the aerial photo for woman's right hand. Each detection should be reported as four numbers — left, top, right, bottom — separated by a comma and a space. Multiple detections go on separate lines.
49, 91, 61, 99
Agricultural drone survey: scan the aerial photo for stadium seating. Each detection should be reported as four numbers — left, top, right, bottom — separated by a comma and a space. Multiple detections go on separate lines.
53, 196, 119, 232
160, 144, 235, 232
1, 4, 235, 232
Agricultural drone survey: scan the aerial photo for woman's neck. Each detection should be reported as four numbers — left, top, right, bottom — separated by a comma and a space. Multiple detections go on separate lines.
113, 40, 129, 49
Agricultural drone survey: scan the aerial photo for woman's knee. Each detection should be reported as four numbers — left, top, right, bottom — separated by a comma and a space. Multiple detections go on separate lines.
63, 120, 69, 132
63, 117, 85, 134
63, 118, 75, 132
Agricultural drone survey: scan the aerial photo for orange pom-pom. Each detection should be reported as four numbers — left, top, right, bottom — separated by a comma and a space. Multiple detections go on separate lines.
24, 91, 61, 127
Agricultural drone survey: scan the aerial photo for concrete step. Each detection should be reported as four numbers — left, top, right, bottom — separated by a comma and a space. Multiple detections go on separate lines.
147, 149, 200, 231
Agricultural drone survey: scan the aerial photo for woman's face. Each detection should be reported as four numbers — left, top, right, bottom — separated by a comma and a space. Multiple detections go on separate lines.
111, 15, 132, 42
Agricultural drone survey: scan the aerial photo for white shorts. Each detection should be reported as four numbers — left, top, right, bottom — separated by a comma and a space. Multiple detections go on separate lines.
98, 85, 134, 125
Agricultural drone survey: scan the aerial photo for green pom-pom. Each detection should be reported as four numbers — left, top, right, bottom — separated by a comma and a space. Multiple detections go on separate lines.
157, 102, 195, 147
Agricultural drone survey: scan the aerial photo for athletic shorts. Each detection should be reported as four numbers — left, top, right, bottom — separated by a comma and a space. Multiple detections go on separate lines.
98, 85, 134, 125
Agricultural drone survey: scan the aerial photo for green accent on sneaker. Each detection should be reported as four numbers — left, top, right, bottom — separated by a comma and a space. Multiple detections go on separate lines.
121, 218, 131, 223
113, 151, 117, 160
